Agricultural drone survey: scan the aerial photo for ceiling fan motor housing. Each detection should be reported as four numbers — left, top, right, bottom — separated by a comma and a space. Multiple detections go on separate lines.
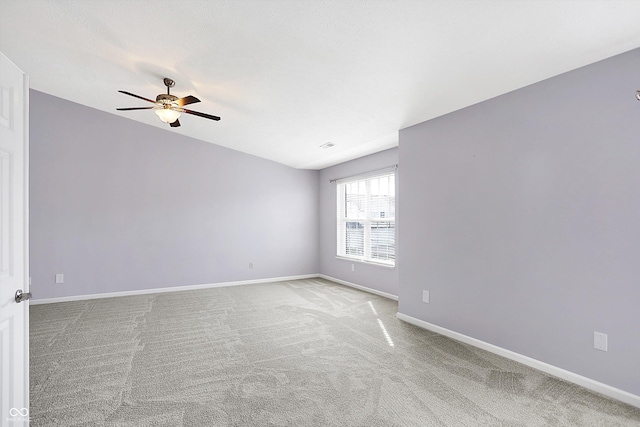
156, 93, 179, 105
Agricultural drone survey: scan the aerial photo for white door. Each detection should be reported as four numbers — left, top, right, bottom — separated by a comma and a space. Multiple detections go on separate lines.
0, 52, 29, 426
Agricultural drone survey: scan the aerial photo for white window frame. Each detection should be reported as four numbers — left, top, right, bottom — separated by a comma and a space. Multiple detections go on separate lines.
336, 168, 396, 267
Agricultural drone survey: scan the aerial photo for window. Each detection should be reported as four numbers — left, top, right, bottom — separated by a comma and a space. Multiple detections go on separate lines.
336, 169, 395, 266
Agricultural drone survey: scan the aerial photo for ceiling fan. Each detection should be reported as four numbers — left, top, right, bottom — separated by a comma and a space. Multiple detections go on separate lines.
117, 78, 220, 127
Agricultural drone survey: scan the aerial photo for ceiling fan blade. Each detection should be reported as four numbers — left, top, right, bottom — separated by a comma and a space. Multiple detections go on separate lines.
170, 119, 181, 127
177, 95, 200, 106
182, 108, 221, 121
118, 90, 156, 104
116, 107, 154, 111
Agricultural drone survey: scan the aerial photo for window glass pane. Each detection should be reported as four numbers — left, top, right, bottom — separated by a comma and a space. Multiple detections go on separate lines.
345, 221, 364, 256
369, 175, 394, 219
345, 180, 366, 219
371, 221, 395, 261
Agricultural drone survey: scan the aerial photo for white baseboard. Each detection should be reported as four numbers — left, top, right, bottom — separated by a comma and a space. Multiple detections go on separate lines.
318, 274, 398, 300
30, 274, 319, 305
396, 312, 640, 409
30, 274, 398, 305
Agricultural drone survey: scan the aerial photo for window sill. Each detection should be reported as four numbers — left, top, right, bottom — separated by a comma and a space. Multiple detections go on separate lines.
335, 256, 396, 269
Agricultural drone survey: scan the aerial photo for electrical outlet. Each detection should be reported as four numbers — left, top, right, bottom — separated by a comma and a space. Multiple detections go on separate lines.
55, 273, 64, 284
351, 264, 355, 272
249, 262, 253, 269
594, 331, 608, 352
422, 290, 430, 303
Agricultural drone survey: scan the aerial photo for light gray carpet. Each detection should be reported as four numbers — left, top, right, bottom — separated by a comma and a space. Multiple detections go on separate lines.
30, 278, 640, 426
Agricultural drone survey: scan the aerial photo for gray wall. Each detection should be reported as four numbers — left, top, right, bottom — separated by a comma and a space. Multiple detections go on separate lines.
398, 48, 640, 395
319, 148, 399, 296
30, 90, 319, 300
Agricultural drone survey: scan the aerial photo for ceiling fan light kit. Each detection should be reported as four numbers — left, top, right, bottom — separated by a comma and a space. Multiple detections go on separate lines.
117, 77, 220, 127
155, 108, 181, 124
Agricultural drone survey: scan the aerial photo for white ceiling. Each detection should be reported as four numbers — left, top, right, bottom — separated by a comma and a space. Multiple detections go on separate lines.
2, 1, 640, 169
